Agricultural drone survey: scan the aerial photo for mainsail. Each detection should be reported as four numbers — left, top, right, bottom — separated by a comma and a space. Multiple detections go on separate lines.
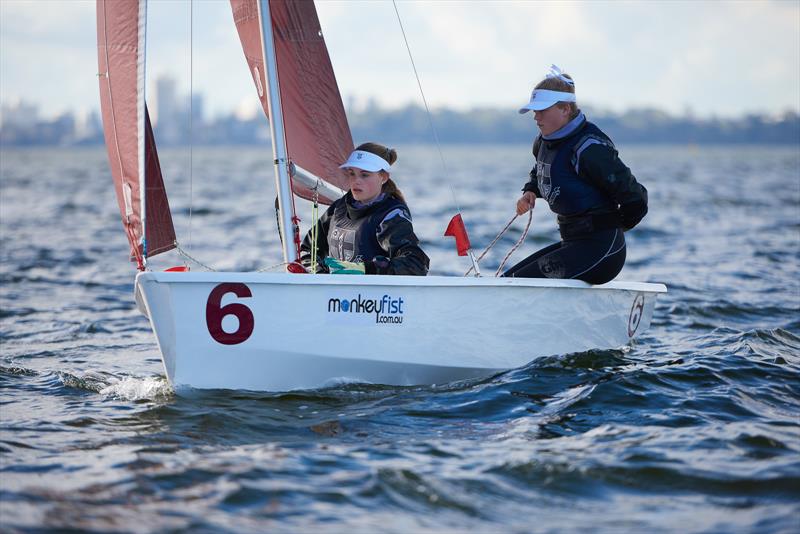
96, 0, 175, 265
230, 0, 353, 203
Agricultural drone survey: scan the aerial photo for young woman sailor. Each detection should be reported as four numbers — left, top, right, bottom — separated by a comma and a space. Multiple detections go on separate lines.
503, 65, 648, 284
299, 142, 429, 275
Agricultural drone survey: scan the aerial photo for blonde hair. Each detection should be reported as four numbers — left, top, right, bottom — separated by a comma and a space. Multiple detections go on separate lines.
355, 142, 406, 204
535, 73, 579, 119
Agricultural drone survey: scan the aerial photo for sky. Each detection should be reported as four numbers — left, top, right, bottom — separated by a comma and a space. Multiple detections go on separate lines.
1, 0, 799, 121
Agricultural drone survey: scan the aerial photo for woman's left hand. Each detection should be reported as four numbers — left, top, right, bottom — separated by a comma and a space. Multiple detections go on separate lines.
516, 191, 536, 215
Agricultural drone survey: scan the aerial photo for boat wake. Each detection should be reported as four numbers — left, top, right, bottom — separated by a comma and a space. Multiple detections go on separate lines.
55, 369, 174, 400
2, 364, 172, 402
99, 375, 174, 401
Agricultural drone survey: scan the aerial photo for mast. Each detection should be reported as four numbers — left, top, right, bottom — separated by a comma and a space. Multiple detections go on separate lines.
258, 0, 297, 264
137, 0, 147, 264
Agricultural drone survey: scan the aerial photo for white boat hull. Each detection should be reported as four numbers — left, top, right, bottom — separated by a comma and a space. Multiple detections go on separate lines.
134, 272, 666, 392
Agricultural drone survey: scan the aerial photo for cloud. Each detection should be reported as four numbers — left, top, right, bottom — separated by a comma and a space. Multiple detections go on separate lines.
1, 0, 798, 119
0, 1, 97, 116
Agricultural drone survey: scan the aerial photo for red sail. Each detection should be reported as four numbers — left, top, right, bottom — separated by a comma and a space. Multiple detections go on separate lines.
143, 107, 176, 257
230, 0, 353, 204
96, 0, 175, 264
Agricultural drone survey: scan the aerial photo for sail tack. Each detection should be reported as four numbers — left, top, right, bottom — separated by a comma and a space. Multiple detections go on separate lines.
96, 0, 175, 264
231, 0, 353, 203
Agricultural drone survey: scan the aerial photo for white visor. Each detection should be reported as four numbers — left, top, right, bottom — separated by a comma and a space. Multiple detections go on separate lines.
339, 150, 392, 172
518, 89, 577, 114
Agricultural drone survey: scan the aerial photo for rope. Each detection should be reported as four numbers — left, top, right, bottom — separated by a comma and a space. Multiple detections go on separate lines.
495, 209, 532, 276
465, 215, 517, 276
175, 244, 216, 271
463, 210, 532, 277
391, 1, 461, 215
175, 245, 299, 274
187, 0, 193, 253
257, 262, 293, 273
126, 224, 145, 271
392, 1, 484, 276
288, 176, 303, 260
310, 186, 320, 274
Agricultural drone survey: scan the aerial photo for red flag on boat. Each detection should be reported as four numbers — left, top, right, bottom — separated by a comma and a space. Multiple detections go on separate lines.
444, 214, 471, 256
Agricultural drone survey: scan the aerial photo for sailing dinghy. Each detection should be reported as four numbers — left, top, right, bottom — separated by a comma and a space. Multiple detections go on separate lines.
96, 0, 667, 392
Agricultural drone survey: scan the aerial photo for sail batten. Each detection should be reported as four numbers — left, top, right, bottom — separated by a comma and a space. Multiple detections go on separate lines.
96, 0, 175, 264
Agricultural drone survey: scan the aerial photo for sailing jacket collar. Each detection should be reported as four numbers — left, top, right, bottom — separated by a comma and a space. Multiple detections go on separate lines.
345, 192, 391, 220
542, 111, 586, 141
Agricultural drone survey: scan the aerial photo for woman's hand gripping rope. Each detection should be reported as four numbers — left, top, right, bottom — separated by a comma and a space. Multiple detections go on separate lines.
516, 191, 536, 216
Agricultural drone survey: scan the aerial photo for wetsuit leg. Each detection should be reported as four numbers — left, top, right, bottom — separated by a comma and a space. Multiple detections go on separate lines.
502, 228, 626, 284
502, 241, 562, 278
567, 229, 626, 284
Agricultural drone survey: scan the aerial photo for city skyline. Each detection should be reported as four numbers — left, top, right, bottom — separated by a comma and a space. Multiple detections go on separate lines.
2, 73, 797, 148
1, 0, 799, 123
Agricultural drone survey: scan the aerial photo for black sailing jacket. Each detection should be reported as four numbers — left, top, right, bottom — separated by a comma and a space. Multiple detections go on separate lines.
300, 192, 429, 275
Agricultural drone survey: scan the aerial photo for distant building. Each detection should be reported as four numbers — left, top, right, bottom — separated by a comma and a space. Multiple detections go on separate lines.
191, 94, 204, 126
155, 76, 182, 143
74, 110, 104, 145
1, 100, 40, 130
154, 77, 175, 125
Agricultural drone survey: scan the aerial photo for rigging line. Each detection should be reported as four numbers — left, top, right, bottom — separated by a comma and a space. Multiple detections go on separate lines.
464, 214, 518, 276
310, 186, 320, 274
175, 244, 216, 271
187, 0, 194, 253
257, 262, 293, 273
391, 0, 462, 215
463, 210, 532, 277
495, 209, 532, 276
175, 245, 290, 274
139, 0, 148, 265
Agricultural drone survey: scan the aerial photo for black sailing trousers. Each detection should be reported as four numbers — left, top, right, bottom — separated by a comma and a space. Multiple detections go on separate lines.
502, 228, 626, 285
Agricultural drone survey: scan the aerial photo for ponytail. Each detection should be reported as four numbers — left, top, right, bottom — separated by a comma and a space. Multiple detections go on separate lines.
382, 178, 405, 204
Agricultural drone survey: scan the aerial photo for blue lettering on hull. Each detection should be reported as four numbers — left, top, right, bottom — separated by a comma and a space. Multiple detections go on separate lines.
328, 294, 405, 325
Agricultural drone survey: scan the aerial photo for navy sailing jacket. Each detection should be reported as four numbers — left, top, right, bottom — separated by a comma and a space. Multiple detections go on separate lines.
522, 113, 648, 236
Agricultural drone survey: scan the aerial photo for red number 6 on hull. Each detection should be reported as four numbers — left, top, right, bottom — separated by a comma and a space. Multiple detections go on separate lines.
206, 283, 254, 345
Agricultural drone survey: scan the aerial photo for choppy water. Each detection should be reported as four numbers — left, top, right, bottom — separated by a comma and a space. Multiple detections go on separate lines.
1, 144, 799, 533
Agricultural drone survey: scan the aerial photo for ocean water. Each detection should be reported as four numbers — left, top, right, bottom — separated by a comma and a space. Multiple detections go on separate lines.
1, 144, 798, 533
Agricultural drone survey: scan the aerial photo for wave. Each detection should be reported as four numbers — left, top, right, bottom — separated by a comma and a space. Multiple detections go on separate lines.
99, 376, 174, 401
1, 364, 173, 402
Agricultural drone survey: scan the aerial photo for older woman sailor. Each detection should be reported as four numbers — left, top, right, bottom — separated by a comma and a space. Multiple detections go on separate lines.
300, 142, 429, 275
503, 65, 648, 284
